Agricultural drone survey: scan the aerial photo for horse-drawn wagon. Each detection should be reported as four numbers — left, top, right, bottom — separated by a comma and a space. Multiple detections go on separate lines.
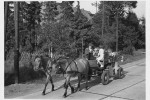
87, 51, 124, 85
33, 50, 124, 97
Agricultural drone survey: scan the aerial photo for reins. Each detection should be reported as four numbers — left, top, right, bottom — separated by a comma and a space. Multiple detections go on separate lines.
60, 58, 73, 76
61, 58, 79, 76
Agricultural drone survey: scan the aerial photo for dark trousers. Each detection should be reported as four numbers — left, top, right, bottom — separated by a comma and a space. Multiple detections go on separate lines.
88, 53, 93, 60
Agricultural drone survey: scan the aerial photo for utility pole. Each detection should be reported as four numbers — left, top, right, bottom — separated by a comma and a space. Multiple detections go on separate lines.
14, 2, 19, 84
96, 1, 98, 13
4, 2, 9, 60
116, 9, 119, 52
102, 1, 105, 38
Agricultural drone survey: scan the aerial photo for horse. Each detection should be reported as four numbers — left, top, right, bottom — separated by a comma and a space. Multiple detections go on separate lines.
33, 55, 57, 95
54, 57, 90, 98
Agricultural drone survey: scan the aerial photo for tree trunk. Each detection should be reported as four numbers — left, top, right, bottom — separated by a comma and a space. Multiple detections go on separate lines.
4, 2, 9, 60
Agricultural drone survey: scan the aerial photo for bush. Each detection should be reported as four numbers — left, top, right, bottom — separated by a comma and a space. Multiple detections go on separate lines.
4, 51, 45, 86
122, 45, 135, 55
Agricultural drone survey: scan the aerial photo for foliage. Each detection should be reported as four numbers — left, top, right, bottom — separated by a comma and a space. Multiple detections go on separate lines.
5, 1, 146, 59
38, 1, 92, 58
90, 1, 145, 54
5, 1, 146, 58
41, 1, 58, 24
5, 1, 42, 60
19, 1, 42, 52
5, 2, 15, 59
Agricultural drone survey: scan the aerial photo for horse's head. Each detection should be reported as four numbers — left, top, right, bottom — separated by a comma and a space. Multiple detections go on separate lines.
53, 61, 63, 74
33, 56, 43, 71
52, 56, 68, 74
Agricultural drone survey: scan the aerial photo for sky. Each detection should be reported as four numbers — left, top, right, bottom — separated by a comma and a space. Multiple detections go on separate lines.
25, 1, 145, 18
73, 1, 145, 19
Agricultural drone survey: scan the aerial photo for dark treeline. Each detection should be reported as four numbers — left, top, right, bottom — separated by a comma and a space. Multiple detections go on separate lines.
4, 1, 145, 60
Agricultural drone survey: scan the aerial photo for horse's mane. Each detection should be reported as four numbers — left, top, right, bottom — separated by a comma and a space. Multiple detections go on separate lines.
34, 55, 40, 61
56, 57, 73, 69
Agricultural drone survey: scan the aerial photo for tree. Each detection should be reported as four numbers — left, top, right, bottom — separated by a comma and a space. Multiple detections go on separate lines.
91, 1, 138, 53
5, 2, 15, 59
38, 1, 93, 58
20, 1, 42, 52
5, 1, 42, 60
68, 1, 92, 56
42, 1, 58, 24
136, 17, 145, 49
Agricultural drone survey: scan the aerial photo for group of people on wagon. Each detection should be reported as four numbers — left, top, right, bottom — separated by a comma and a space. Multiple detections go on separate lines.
84, 43, 116, 68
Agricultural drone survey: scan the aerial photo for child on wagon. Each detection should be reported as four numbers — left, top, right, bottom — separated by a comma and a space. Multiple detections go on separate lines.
96, 45, 105, 68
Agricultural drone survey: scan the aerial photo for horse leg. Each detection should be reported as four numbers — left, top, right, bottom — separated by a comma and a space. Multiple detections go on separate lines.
68, 82, 74, 93
63, 80, 66, 88
63, 80, 74, 93
49, 74, 54, 91
85, 74, 89, 90
76, 74, 82, 91
42, 75, 49, 95
63, 75, 71, 98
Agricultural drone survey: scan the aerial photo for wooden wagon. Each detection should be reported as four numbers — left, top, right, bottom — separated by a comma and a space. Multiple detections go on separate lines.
87, 51, 124, 85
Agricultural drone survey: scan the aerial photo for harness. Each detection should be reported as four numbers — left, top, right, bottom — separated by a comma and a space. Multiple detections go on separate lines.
60, 59, 78, 76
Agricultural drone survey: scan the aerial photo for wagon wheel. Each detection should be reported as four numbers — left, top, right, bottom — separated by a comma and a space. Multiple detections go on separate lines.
101, 70, 109, 85
117, 67, 124, 79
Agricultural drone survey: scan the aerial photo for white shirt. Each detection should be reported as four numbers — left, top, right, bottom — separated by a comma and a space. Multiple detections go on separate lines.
98, 48, 104, 59
89, 47, 93, 53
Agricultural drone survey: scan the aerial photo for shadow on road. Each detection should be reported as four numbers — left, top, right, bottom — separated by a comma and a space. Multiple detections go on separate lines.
78, 77, 113, 91
44, 71, 126, 96
44, 83, 65, 95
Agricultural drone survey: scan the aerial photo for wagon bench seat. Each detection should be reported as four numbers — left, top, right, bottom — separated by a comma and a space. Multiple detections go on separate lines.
88, 60, 99, 68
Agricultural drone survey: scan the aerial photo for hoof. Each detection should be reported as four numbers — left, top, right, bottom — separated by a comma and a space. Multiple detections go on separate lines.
76, 88, 81, 92
52, 88, 54, 91
42, 92, 46, 95
85, 87, 88, 90
71, 88, 74, 93
63, 94, 67, 98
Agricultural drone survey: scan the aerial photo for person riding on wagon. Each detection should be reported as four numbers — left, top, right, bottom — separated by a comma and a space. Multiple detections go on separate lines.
85, 43, 94, 60
96, 45, 105, 68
